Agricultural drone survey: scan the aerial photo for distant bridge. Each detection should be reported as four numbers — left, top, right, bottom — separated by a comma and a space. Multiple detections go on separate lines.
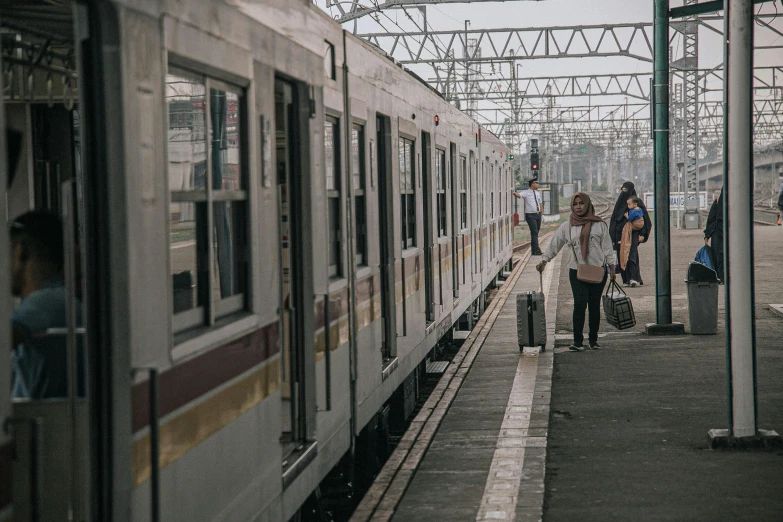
697, 150, 783, 192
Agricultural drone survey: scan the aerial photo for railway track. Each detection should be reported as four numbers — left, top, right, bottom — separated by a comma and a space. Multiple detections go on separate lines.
754, 206, 780, 225
698, 206, 778, 226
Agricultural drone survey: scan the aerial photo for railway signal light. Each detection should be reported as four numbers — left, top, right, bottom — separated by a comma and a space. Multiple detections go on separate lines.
531, 152, 539, 172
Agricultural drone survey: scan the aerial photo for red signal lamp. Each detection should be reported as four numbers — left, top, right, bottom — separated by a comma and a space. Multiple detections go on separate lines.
434, 115, 440, 126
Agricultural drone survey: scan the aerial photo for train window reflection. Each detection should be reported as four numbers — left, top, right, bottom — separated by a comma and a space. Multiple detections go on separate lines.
171, 202, 201, 313
325, 117, 342, 278
352, 124, 367, 266
398, 137, 416, 249
167, 72, 207, 192
210, 89, 242, 191
167, 68, 248, 335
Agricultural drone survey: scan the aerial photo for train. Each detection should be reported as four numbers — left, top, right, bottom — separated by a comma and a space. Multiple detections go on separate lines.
0, 0, 514, 520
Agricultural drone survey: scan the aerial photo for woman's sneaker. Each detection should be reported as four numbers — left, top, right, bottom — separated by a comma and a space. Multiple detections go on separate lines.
589, 341, 601, 350
568, 344, 585, 352
629, 280, 640, 287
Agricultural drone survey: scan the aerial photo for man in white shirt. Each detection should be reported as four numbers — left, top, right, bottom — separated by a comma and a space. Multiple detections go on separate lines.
513, 178, 544, 255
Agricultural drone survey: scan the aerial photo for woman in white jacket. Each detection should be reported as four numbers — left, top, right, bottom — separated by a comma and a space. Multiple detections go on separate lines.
536, 193, 616, 352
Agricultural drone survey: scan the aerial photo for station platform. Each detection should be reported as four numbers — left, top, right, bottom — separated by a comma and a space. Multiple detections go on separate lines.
350, 226, 783, 522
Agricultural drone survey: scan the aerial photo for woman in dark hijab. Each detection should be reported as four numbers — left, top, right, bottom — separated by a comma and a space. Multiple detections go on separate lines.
704, 188, 724, 282
608, 181, 652, 286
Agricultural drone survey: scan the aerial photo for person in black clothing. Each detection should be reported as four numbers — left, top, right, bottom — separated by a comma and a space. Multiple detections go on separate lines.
704, 188, 725, 282
608, 181, 652, 286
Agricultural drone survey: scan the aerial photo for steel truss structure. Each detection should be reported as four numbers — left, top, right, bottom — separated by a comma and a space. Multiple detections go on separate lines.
430, 66, 783, 104
359, 22, 656, 64
357, 14, 778, 64
673, 0, 700, 197
343, 11, 783, 184
430, 72, 652, 102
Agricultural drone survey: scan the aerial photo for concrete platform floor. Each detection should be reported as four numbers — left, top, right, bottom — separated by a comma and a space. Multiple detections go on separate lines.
355, 226, 783, 522
546, 226, 783, 521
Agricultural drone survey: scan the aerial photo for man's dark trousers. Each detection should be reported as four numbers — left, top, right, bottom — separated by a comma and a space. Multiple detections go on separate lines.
525, 212, 542, 254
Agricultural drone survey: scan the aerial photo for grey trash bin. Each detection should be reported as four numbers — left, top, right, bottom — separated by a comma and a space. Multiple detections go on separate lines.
686, 262, 719, 335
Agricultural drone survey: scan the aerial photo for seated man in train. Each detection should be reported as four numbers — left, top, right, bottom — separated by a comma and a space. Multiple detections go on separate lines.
9, 210, 75, 399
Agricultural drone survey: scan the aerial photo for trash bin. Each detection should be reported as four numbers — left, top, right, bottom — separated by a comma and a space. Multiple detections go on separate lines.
683, 211, 700, 229
686, 262, 719, 335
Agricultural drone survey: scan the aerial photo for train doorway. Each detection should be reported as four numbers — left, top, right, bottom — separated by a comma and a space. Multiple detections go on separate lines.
1, 2, 122, 520
376, 114, 395, 362
450, 143, 458, 299
421, 131, 434, 324
275, 77, 307, 455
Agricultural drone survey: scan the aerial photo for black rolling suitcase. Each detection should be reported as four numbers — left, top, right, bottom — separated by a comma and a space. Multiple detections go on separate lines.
516, 272, 547, 352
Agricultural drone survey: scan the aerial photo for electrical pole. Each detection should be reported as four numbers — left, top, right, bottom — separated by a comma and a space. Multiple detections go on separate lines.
648, 0, 683, 334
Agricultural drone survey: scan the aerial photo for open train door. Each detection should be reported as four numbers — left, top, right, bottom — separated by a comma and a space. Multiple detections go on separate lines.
1, 2, 128, 521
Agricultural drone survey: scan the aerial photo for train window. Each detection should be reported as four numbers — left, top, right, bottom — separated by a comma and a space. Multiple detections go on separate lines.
460, 156, 467, 230
500, 167, 504, 215
481, 161, 486, 225
398, 137, 416, 249
325, 117, 343, 278
435, 149, 447, 238
324, 41, 336, 80
490, 163, 495, 218
352, 123, 367, 266
167, 69, 248, 334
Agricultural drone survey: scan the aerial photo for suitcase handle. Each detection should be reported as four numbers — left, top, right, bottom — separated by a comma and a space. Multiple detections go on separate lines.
539, 271, 544, 294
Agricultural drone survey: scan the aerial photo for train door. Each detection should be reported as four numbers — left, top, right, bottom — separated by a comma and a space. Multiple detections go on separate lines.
450, 143, 458, 299
470, 153, 476, 279
1, 3, 122, 519
376, 114, 395, 361
420, 131, 434, 324
275, 78, 308, 455
460, 155, 467, 287
479, 159, 485, 272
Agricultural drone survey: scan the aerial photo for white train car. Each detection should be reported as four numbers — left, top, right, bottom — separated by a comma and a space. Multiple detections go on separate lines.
0, 1, 513, 521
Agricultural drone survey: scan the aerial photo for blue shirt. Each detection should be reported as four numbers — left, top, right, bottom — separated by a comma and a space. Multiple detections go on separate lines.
627, 208, 644, 221
11, 277, 77, 399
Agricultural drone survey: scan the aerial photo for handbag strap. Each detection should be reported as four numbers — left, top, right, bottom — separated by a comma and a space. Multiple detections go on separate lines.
606, 279, 626, 297
567, 225, 583, 266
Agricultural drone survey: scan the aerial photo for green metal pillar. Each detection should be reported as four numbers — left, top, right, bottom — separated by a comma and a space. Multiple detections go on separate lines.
653, 0, 672, 325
